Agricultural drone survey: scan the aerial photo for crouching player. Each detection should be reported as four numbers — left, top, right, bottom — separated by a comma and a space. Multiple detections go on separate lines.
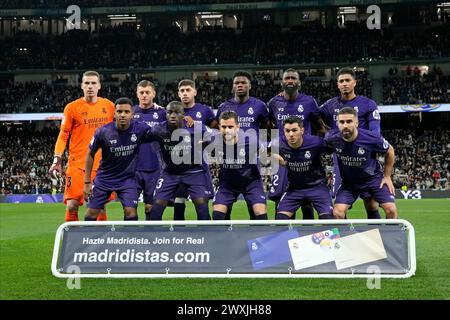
325, 107, 397, 219
209, 111, 268, 220
272, 116, 334, 220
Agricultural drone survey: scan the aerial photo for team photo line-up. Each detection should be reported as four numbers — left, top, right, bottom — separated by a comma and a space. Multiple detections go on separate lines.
48, 67, 398, 222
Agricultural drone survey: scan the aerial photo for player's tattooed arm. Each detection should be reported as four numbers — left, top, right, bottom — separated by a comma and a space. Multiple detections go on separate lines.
83, 150, 96, 201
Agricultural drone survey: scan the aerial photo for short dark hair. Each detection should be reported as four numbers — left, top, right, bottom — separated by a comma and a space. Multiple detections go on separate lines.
114, 97, 133, 108
166, 100, 184, 111
283, 68, 299, 77
178, 79, 196, 89
219, 111, 239, 124
232, 71, 252, 82
137, 80, 156, 91
338, 106, 357, 117
283, 116, 303, 128
336, 67, 356, 80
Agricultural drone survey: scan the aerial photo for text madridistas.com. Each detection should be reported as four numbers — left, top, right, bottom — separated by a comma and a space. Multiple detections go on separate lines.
73, 249, 210, 264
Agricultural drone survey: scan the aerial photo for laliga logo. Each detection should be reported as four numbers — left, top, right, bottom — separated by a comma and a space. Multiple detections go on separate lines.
66, 5, 81, 30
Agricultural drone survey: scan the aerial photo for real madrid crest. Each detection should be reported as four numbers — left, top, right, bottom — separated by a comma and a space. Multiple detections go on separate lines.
153, 112, 159, 119
305, 150, 311, 159
196, 111, 202, 119
248, 107, 254, 115
298, 104, 304, 112
239, 148, 246, 157
131, 134, 137, 142
184, 135, 191, 143
358, 147, 365, 155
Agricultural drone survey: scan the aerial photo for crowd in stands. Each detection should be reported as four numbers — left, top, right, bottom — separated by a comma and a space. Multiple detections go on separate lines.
1, 23, 450, 70
383, 66, 450, 105
1, 71, 373, 113
0, 125, 59, 195
0, 0, 269, 9
1, 123, 448, 195
383, 129, 450, 191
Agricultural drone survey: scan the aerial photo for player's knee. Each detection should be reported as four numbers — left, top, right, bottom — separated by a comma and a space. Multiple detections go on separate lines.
382, 204, 398, 219
123, 207, 137, 218
333, 207, 346, 219
67, 202, 79, 212
85, 209, 99, 219
144, 204, 152, 213
364, 198, 379, 211
155, 199, 168, 207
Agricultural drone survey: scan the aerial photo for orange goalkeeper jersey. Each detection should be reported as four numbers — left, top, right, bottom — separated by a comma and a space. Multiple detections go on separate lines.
54, 97, 115, 170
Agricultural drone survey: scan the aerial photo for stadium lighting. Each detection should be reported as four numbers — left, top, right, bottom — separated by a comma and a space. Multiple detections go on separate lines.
197, 12, 222, 19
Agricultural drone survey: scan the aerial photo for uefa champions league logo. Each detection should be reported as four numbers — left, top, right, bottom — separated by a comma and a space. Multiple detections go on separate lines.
131, 134, 137, 142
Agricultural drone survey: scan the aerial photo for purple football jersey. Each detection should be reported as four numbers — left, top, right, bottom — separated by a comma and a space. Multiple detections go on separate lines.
210, 134, 262, 189
150, 121, 213, 175
268, 93, 320, 135
184, 102, 216, 126
275, 135, 331, 188
319, 96, 381, 136
324, 128, 391, 184
216, 97, 269, 133
89, 121, 152, 187
133, 104, 166, 171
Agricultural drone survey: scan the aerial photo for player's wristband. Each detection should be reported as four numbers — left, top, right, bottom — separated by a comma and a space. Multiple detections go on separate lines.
84, 181, 91, 184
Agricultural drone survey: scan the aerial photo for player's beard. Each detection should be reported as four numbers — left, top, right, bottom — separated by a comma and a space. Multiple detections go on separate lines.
341, 128, 354, 141
282, 83, 299, 96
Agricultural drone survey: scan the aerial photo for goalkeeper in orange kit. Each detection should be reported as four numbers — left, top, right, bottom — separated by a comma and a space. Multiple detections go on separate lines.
49, 71, 115, 222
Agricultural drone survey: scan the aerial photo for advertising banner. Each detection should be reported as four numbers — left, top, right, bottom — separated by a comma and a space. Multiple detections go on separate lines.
52, 220, 415, 278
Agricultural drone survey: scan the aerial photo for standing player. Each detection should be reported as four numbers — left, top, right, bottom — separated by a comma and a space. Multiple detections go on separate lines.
267, 68, 326, 219
272, 116, 333, 220
216, 71, 271, 219
49, 70, 114, 222
173, 79, 217, 220
133, 80, 166, 220
210, 111, 267, 220
320, 67, 382, 219
149, 101, 213, 221
325, 107, 397, 219
84, 98, 154, 221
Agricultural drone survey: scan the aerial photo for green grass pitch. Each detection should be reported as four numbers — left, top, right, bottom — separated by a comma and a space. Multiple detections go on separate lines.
1, 199, 449, 300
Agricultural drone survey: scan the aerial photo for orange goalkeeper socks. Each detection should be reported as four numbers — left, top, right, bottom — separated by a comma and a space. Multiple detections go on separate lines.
97, 212, 108, 221
65, 210, 79, 222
